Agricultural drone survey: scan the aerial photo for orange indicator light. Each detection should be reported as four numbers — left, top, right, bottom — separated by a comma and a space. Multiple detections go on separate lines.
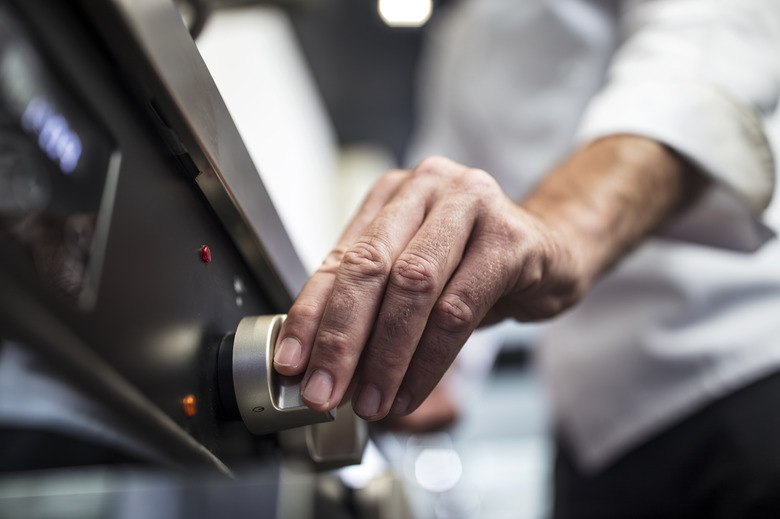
182, 394, 197, 417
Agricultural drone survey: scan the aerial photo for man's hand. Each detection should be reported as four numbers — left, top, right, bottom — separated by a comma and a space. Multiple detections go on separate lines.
273, 135, 705, 421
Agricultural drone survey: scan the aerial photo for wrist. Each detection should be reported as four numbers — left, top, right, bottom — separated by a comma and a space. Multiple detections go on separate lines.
522, 135, 706, 285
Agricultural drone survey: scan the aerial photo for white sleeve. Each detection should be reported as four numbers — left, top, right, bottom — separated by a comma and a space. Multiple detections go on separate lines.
576, 0, 780, 250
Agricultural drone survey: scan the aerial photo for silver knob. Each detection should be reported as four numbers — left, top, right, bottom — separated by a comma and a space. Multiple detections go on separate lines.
222, 314, 335, 435
279, 404, 368, 470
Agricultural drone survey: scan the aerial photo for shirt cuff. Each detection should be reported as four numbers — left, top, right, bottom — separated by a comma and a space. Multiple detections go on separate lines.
576, 79, 776, 251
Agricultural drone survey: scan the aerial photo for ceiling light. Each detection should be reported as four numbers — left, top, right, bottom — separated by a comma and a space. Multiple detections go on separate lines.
378, 0, 433, 28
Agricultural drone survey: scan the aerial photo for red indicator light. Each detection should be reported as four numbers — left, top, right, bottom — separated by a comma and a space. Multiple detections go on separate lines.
200, 245, 212, 263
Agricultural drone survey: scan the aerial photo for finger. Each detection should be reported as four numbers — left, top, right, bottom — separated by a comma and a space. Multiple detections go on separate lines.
300, 158, 469, 412
273, 272, 334, 375
351, 193, 478, 420
336, 169, 411, 247
393, 230, 513, 415
274, 170, 408, 375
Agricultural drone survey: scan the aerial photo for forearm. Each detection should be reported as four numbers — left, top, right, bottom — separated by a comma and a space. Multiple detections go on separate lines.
522, 134, 708, 288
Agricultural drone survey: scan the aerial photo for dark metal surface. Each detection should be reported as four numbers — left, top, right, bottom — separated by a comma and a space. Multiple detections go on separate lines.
78, 0, 309, 310
0, 0, 307, 469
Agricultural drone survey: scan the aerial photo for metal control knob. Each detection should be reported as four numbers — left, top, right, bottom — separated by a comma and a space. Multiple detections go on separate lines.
279, 403, 368, 470
218, 314, 335, 435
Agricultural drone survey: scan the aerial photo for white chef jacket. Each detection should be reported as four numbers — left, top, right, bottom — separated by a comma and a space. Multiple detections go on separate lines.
408, 0, 780, 472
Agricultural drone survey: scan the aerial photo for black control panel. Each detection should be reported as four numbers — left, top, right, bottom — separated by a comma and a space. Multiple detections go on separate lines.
0, 0, 284, 470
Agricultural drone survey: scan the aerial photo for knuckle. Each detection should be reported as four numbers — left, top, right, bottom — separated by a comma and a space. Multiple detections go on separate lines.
433, 293, 478, 335
370, 345, 410, 374
414, 155, 450, 177
288, 299, 321, 322
457, 167, 499, 194
380, 302, 416, 342
518, 251, 547, 291
316, 328, 355, 358
496, 214, 523, 243
378, 169, 408, 186
320, 245, 348, 273
369, 170, 408, 199
390, 252, 439, 295
341, 240, 391, 279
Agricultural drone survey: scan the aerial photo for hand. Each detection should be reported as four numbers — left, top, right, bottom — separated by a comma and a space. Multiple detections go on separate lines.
272, 155, 585, 421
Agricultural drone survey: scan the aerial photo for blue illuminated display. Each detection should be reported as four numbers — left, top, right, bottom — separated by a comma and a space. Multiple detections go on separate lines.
21, 96, 83, 174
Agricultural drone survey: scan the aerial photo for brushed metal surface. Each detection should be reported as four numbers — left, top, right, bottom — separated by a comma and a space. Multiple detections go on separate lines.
232, 315, 335, 435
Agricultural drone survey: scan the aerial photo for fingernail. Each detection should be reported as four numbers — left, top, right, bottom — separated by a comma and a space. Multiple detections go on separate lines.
302, 369, 333, 407
274, 337, 301, 368
354, 384, 382, 418
391, 388, 411, 415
